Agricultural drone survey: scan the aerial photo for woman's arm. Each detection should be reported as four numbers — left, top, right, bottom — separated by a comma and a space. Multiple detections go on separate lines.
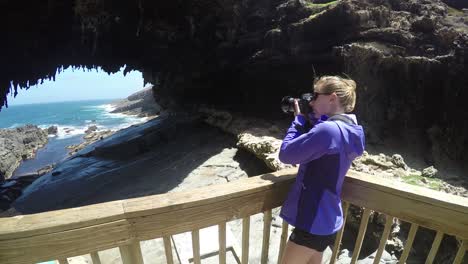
278, 117, 337, 164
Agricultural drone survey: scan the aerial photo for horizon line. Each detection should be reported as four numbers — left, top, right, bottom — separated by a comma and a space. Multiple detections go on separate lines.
6, 98, 123, 107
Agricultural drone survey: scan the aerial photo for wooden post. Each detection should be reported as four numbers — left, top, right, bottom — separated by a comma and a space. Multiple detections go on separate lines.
163, 236, 174, 264
242, 216, 250, 264
219, 222, 227, 264
399, 223, 419, 263
90, 252, 102, 264
350, 208, 371, 264
119, 242, 144, 264
453, 240, 466, 264
425, 231, 443, 264
372, 215, 394, 264
277, 220, 289, 264
261, 210, 272, 264
330, 202, 350, 264
192, 229, 201, 264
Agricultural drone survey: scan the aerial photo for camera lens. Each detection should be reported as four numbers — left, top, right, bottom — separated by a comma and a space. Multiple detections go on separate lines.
281, 96, 295, 113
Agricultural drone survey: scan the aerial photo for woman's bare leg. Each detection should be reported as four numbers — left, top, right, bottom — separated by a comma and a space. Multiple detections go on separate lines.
280, 240, 323, 264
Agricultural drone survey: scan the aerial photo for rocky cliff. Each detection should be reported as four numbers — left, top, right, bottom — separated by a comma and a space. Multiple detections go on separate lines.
110, 85, 161, 117
0, 125, 48, 181
0, 0, 467, 172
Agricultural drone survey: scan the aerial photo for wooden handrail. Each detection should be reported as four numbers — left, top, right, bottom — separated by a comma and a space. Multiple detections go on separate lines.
343, 170, 468, 238
0, 168, 467, 264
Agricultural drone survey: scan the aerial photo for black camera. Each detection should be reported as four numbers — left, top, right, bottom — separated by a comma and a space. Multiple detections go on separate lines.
281, 93, 313, 114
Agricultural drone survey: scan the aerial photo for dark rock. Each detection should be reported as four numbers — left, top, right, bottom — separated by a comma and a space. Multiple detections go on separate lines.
411, 16, 436, 33
0, 125, 48, 180
69, 130, 115, 155
110, 86, 161, 117
1, 180, 17, 189
0, 174, 44, 211
37, 164, 55, 176
47, 126, 58, 135
85, 125, 98, 134
442, 0, 468, 9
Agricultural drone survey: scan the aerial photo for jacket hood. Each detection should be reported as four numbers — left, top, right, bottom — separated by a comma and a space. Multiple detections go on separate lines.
330, 114, 365, 160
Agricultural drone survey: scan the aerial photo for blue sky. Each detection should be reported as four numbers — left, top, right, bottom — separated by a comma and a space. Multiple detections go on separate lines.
8, 66, 146, 105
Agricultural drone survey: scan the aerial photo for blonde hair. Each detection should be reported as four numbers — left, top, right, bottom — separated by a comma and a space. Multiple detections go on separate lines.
313, 75, 357, 112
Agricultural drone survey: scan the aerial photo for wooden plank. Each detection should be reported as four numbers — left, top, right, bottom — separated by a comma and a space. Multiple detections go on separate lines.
0, 169, 296, 240
373, 215, 393, 264
163, 236, 174, 264
343, 171, 468, 239
261, 210, 272, 264
453, 240, 466, 264
330, 202, 350, 264
119, 242, 144, 264
277, 220, 289, 264
242, 217, 250, 264
90, 252, 102, 264
219, 222, 227, 264
347, 170, 468, 211
0, 200, 126, 239
123, 169, 296, 218
2, 169, 467, 242
351, 208, 371, 264
126, 183, 291, 242
0, 219, 132, 264
424, 231, 443, 264
192, 229, 201, 264
399, 223, 419, 263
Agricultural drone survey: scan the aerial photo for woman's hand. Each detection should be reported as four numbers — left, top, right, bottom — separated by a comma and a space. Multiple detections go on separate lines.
294, 99, 304, 117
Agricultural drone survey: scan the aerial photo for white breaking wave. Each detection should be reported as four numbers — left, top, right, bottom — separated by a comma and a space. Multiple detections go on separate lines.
96, 103, 149, 130
96, 104, 116, 113
35, 103, 150, 139
39, 124, 88, 139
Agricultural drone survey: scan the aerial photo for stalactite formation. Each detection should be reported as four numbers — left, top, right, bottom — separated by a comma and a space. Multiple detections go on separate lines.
0, 0, 467, 169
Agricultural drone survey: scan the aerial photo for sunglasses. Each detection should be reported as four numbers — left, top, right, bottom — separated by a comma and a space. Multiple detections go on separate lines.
312, 92, 333, 101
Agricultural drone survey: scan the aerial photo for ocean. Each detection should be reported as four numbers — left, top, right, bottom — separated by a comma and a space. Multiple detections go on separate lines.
0, 99, 148, 177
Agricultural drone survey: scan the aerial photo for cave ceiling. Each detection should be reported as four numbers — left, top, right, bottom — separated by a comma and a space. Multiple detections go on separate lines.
1, 0, 467, 130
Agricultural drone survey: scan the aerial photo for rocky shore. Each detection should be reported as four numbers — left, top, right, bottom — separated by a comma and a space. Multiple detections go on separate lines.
0, 125, 48, 181
0, 87, 161, 211
66, 127, 115, 156
110, 86, 161, 117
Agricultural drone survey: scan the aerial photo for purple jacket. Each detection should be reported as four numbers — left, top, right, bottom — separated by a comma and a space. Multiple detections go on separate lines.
279, 114, 365, 235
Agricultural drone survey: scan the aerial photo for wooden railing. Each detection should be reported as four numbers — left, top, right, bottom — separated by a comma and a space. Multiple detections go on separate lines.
0, 169, 467, 264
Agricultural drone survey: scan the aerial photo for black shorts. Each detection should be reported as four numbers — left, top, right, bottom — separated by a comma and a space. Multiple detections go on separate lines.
289, 228, 336, 252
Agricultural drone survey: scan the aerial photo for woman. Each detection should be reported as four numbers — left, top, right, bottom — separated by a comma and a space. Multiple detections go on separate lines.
279, 76, 365, 264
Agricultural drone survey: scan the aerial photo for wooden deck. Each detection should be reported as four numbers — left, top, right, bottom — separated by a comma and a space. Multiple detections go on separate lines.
0, 168, 467, 264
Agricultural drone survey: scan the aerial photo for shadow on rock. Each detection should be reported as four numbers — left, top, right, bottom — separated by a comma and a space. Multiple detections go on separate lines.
10, 114, 238, 214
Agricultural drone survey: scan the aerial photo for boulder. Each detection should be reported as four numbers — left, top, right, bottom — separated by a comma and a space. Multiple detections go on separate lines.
85, 125, 98, 134
391, 154, 408, 170
68, 130, 115, 155
47, 126, 58, 135
422, 166, 438, 178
